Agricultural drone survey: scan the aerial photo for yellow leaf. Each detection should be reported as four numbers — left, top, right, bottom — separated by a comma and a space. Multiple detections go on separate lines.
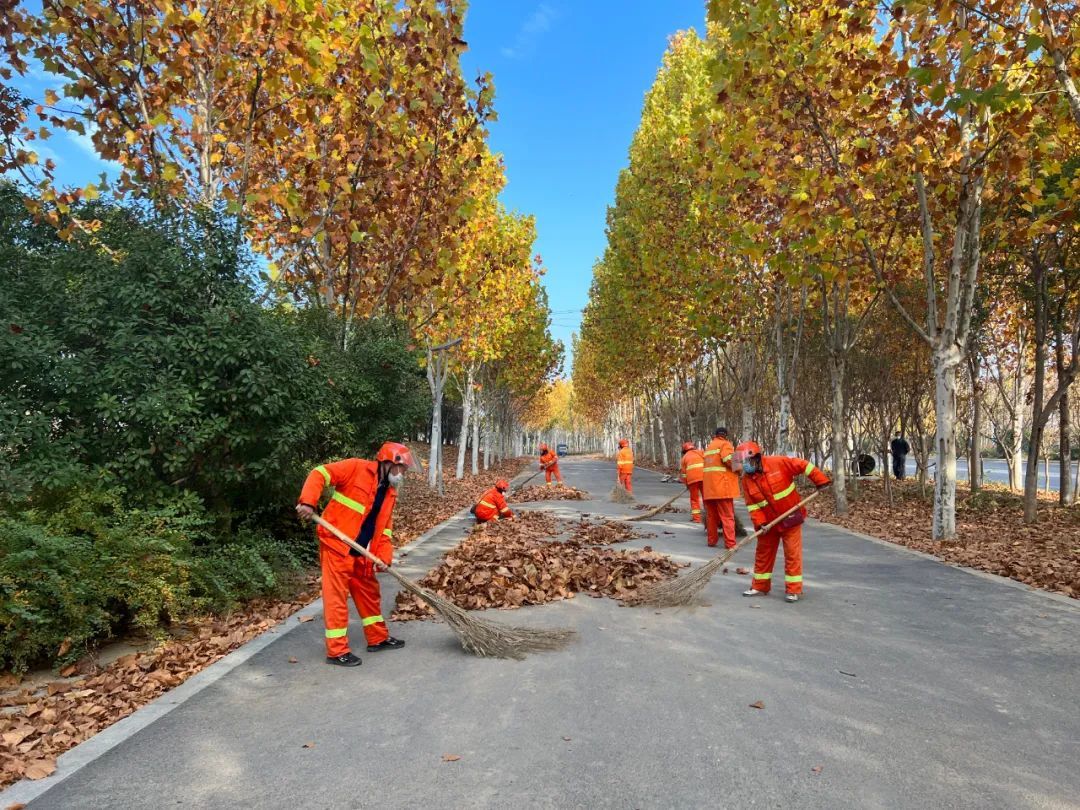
83, 183, 100, 201
188, 8, 204, 24
44, 89, 59, 106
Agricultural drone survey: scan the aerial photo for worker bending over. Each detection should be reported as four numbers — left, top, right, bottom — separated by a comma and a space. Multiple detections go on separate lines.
472, 479, 514, 523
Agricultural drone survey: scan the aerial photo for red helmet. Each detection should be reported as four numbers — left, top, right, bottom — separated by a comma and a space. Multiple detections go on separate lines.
735, 440, 762, 457
618, 438, 629, 448
681, 441, 695, 452
495, 479, 509, 492
375, 442, 422, 473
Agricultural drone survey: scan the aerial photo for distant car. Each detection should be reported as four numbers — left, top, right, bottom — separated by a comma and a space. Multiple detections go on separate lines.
556, 443, 569, 457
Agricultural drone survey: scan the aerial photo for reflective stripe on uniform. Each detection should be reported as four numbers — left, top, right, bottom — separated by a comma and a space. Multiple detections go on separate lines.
805, 462, 817, 475
704, 449, 720, 456
479, 500, 496, 509
316, 465, 331, 484
331, 490, 367, 514
785, 575, 803, 583
753, 572, 772, 580
774, 482, 797, 500
722, 454, 734, 462
325, 627, 348, 639
362, 615, 384, 627
703, 466, 724, 473
618, 462, 634, 468
382, 528, 392, 538
747, 500, 768, 512
686, 463, 704, 470
691, 509, 702, 514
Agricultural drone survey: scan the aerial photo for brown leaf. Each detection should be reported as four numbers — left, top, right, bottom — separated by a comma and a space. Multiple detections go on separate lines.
441, 754, 461, 762
288, 657, 299, 664
58, 665, 78, 678
302, 742, 315, 749
298, 615, 315, 623
24, 759, 56, 780
736, 567, 751, 575
749, 701, 765, 710
811, 765, 823, 774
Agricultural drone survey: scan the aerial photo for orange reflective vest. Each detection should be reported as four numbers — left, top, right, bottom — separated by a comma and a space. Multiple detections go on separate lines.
475, 487, 513, 522
741, 456, 830, 529
616, 447, 634, 474
540, 449, 558, 469
298, 458, 396, 562
680, 448, 705, 485
702, 437, 740, 500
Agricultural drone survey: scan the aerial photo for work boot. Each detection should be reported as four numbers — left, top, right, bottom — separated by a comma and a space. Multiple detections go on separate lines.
785, 593, 800, 603
367, 637, 406, 653
743, 589, 767, 597
326, 652, 362, 667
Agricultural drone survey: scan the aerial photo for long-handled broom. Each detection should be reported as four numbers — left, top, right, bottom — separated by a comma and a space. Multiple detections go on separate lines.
311, 515, 576, 659
623, 490, 825, 608
624, 488, 686, 521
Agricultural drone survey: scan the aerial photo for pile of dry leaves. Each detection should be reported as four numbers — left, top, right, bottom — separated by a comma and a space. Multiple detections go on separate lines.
0, 577, 319, 788
392, 513, 679, 619
568, 517, 641, 545
0, 446, 530, 788
514, 485, 590, 502
806, 481, 1079, 599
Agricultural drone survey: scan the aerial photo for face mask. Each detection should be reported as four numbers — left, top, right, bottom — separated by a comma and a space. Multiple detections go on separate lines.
388, 472, 404, 490
741, 456, 762, 476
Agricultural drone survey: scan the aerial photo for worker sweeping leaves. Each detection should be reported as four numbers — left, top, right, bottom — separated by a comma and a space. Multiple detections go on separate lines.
703, 427, 740, 548
679, 441, 705, 524
538, 443, 563, 486
296, 442, 421, 666
733, 441, 830, 603
616, 438, 634, 494
472, 479, 514, 523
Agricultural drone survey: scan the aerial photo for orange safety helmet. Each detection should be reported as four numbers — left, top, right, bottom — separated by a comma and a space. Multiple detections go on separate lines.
618, 438, 629, 448
495, 479, 509, 492
733, 440, 763, 473
539, 443, 549, 452
681, 441, 695, 452
375, 442, 422, 473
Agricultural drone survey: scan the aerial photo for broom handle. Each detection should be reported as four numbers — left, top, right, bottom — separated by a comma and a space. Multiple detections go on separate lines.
626, 488, 687, 521
311, 514, 414, 591
716, 489, 825, 563
513, 469, 543, 492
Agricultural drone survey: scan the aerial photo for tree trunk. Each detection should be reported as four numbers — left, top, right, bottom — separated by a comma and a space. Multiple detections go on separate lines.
655, 395, 670, 468
471, 401, 480, 475
968, 353, 983, 494
454, 366, 475, 480
426, 348, 448, 492
932, 347, 961, 540
828, 354, 848, 515
1058, 344, 1074, 505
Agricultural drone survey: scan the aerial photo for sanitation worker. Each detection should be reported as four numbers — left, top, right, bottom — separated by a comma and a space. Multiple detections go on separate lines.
679, 441, 705, 524
616, 438, 634, 494
702, 427, 740, 548
733, 440, 830, 603
296, 442, 420, 666
539, 443, 563, 486
472, 479, 514, 523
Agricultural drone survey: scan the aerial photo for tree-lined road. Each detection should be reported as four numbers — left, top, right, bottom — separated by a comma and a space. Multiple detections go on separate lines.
15, 460, 1079, 810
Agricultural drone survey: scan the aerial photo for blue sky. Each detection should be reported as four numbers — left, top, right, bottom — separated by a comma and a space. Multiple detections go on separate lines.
459, 1, 707, 364
9, 1, 708, 364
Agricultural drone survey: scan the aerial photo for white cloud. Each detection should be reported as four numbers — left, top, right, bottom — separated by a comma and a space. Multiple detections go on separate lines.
65, 124, 117, 168
501, 3, 559, 60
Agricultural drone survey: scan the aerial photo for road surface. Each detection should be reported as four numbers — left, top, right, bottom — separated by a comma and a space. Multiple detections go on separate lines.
8, 459, 1079, 809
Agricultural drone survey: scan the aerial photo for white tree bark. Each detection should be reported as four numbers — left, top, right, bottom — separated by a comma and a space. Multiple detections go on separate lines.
454, 365, 476, 480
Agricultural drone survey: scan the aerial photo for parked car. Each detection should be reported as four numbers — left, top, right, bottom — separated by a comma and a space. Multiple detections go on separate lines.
556, 443, 569, 457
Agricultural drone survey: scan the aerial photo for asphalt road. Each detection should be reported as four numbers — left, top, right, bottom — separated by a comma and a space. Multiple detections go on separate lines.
20, 459, 1080, 809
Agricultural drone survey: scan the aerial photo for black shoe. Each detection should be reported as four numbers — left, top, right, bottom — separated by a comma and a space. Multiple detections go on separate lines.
326, 652, 362, 667
367, 637, 406, 652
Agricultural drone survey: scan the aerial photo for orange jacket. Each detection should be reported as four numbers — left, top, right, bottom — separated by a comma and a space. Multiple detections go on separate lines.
298, 458, 396, 562
540, 449, 558, 469
703, 437, 740, 499
616, 446, 634, 474
475, 487, 513, 521
680, 448, 705, 485
741, 456, 830, 529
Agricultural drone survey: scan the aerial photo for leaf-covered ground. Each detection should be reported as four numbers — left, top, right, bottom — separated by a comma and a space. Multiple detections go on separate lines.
513, 485, 591, 502
806, 480, 1080, 599
392, 512, 680, 620
0, 448, 529, 789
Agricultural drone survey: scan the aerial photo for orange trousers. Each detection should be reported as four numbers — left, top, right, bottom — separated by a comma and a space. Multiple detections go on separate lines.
687, 482, 703, 523
545, 463, 563, 484
750, 524, 803, 594
320, 546, 389, 657
704, 498, 736, 548
618, 471, 633, 494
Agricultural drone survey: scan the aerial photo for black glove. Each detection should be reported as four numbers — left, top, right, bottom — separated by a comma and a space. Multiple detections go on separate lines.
816, 481, 832, 491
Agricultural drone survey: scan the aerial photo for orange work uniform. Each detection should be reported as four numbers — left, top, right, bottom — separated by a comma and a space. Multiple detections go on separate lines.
741, 456, 830, 595
702, 437, 740, 548
616, 446, 634, 493
680, 448, 706, 523
540, 448, 563, 485
474, 487, 513, 522
298, 459, 396, 657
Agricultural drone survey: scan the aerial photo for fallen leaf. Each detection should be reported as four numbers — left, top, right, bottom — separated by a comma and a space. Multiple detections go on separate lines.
288, 657, 299, 664
6, 803, 27, 810
298, 616, 315, 623
749, 604, 761, 609
58, 665, 77, 678
24, 759, 56, 780
441, 754, 461, 762
811, 765, 823, 774
749, 701, 765, 710
736, 567, 751, 575
562, 736, 572, 742
302, 742, 315, 749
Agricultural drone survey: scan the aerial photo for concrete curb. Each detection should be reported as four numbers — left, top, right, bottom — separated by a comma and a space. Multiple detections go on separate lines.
1, 464, 532, 807
809, 518, 1080, 609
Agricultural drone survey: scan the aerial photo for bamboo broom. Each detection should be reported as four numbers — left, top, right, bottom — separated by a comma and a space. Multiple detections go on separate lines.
623, 490, 825, 608
311, 515, 576, 659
